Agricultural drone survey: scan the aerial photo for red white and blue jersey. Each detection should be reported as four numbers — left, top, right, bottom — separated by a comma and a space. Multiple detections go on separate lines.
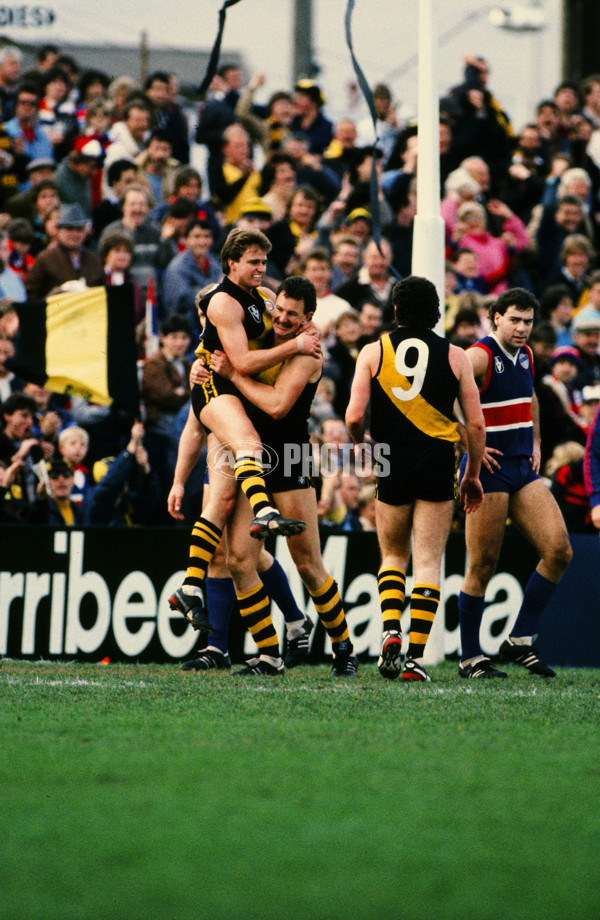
469, 334, 534, 459
584, 403, 600, 510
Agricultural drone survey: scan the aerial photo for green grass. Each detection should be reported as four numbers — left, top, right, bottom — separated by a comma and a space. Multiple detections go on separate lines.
2, 659, 600, 920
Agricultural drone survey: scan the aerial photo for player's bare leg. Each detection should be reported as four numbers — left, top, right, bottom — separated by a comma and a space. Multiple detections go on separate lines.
509, 480, 572, 583
180, 477, 235, 672
226, 492, 283, 674
273, 488, 357, 675
169, 434, 237, 632
462, 491, 511, 596
201, 395, 306, 538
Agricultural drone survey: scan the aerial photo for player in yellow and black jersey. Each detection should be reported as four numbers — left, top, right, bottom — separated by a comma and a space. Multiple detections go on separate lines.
370, 322, 461, 505
346, 275, 485, 682
167, 228, 321, 633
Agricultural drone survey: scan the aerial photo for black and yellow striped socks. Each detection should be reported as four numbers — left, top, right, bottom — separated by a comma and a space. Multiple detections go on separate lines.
309, 576, 350, 650
184, 516, 222, 595
237, 581, 280, 660
377, 567, 406, 634
234, 455, 273, 517
407, 583, 440, 661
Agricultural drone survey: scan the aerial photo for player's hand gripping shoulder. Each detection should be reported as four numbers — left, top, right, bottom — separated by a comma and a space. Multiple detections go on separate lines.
295, 326, 322, 357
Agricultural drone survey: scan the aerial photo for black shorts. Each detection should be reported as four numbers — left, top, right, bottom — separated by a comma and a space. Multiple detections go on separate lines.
191, 372, 253, 431
375, 440, 458, 505
262, 438, 314, 493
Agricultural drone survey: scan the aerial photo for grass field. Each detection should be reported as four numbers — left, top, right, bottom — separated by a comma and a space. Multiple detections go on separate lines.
2, 658, 600, 920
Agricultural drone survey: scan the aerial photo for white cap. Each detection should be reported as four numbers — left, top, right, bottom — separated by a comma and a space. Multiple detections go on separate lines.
582, 384, 600, 402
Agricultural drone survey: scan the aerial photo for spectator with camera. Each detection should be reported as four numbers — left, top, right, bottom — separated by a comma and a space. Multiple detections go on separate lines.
0, 392, 49, 522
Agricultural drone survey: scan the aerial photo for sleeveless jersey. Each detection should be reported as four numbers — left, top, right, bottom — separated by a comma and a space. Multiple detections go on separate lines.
254, 374, 320, 448
252, 371, 320, 492
195, 275, 281, 384
469, 334, 534, 458
370, 327, 459, 448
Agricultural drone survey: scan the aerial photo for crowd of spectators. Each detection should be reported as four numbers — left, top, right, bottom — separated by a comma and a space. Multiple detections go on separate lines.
1, 44, 600, 530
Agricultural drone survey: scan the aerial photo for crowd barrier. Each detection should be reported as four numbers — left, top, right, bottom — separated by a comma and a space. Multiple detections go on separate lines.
1, 526, 599, 668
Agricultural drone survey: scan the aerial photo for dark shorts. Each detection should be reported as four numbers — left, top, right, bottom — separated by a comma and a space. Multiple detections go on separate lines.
459, 453, 539, 495
375, 440, 457, 505
202, 442, 313, 493
262, 439, 314, 493
191, 373, 253, 432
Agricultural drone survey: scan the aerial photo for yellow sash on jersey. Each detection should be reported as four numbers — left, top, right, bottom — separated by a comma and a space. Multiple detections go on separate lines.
377, 335, 459, 443
255, 362, 282, 385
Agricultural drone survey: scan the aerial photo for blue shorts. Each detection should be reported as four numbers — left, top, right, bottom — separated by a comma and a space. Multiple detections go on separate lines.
459, 454, 539, 495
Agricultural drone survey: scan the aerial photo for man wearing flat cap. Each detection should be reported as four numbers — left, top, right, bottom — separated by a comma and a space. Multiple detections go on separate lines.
572, 312, 600, 390
25, 202, 105, 300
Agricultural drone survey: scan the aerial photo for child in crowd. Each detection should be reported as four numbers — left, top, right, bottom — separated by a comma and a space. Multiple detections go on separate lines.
452, 247, 487, 295
444, 261, 460, 330
6, 218, 36, 282
100, 229, 145, 347
544, 346, 585, 419
30, 182, 61, 254
58, 425, 90, 505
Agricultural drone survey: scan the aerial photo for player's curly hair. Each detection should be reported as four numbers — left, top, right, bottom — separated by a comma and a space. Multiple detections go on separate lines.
276, 276, 317, 314
220, 228, 272, 273
392, 275, 440, 329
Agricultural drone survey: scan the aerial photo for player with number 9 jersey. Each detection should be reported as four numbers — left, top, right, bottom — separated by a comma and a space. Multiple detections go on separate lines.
345, 276, 484, 682
370, 326, 460, 505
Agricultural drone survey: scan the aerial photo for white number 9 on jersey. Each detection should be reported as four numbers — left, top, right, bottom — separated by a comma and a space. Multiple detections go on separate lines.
391, 338, 429, 401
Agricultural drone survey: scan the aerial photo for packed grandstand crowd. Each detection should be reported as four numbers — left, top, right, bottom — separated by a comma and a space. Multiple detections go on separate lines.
1, 43, 600, 530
